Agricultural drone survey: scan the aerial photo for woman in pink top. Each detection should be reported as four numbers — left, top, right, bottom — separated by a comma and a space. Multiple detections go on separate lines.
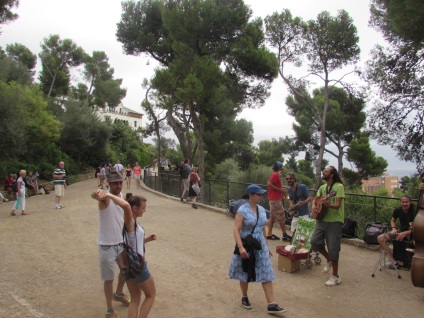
133, 162, 142, 189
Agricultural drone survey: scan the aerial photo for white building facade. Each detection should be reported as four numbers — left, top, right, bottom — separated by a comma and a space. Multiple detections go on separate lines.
95, 103, 143, 131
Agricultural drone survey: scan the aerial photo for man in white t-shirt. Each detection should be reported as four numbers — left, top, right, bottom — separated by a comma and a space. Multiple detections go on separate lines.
91, 172, 130, 318
114, 160, 124, 177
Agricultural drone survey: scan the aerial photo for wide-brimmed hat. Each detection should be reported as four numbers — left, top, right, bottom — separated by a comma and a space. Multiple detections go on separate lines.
108, 172, 124, 183
245, 184, 267, 195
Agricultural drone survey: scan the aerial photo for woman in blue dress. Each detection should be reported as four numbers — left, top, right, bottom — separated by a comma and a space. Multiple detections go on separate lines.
229, 184, 286, 315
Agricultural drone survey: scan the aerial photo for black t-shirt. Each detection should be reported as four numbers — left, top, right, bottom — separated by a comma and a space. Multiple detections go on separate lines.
392, 205, 416, 232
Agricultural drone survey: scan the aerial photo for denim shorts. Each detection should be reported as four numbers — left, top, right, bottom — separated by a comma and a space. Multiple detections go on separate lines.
130, 261, 151, 284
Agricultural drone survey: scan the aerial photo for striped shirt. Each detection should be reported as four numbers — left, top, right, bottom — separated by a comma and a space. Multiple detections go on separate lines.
53, 167, 66, 185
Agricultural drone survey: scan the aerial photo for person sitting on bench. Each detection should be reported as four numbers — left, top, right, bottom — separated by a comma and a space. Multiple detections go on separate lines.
377, 195, 416, 269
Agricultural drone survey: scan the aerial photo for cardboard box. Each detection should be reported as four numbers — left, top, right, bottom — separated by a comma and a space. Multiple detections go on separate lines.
278, 254, 300, 273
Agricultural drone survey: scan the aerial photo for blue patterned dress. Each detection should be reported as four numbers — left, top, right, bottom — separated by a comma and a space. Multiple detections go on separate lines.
228, 203, 275, 282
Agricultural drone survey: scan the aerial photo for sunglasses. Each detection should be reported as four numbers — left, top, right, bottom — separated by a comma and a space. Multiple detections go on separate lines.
285, 177, 293, 180
253, 193, 263, 196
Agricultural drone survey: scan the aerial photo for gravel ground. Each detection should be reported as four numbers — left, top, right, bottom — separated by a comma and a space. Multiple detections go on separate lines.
0, 178, 423, 318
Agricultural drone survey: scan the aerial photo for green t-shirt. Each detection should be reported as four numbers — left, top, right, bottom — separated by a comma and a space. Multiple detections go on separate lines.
316, 182, 345, 223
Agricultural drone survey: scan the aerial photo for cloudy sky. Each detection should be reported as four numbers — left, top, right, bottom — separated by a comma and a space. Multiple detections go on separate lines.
0, 0, 417, 174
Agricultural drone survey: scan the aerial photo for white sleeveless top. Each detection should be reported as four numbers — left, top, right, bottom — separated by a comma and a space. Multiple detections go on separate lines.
97, 194, 124, 245
127, 222, 145, 256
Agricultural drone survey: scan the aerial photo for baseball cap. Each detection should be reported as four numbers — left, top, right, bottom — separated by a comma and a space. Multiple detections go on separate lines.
245, 184, 267, 195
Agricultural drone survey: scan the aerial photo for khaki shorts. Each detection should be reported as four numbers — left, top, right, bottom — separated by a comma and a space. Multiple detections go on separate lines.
55, 184, 65, 197
182, 178, 190, 191
269, 200, 285, 224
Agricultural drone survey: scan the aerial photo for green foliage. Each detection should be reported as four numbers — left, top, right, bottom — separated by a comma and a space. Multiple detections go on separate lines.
0, 55, 33, 85
265, 9, 360, 189
117, 0, 278, 183
82, 51, 127, 107
0, 81, 60, 161
367, 0, 424, 173
370, 0, 424, 44
347, 133, 388, 179
6, 43, 37, 70
255, 139, 285, 167
38, 34, 85, 98
58, 99, 112, 166
0, 0, 19, 26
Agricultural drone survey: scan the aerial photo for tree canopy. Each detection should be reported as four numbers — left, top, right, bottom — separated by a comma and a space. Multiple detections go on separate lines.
117, 0, 278, 181
265, 9, 360, 188
367, 0, 424, 173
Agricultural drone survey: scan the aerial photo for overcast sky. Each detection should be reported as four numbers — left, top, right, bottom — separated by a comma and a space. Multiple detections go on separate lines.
0, 0, 417, 174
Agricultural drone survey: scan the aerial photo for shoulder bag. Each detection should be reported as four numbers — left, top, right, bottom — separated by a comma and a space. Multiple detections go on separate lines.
117, 222, 145, 280
233, 208, 262, 255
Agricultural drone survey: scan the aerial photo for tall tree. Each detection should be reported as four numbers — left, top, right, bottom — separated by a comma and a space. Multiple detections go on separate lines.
286, 86, 386, 176
265, 10, 360, 189
367, 0, 424, 172
83, 51, 126, 107
117, 0, 277, 182
141, 81, 171, 167
38, 34, 85, 98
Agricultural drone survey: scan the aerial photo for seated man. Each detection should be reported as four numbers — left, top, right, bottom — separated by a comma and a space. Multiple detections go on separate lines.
24, 171, 38, 195
377, 195, 416, 268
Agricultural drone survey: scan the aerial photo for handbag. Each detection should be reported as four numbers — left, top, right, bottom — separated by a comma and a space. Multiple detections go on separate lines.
192, 183, 201, 195
363, 222, 387, 245
234, 208, 262, 255
117, 222, 145, 280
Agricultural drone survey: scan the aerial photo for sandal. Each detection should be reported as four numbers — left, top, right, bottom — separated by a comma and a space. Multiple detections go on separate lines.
22, 212, 29, 215
10, 211, 16, 216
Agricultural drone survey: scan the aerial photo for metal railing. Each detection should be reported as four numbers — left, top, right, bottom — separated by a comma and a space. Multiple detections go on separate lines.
143, 169, 418, 237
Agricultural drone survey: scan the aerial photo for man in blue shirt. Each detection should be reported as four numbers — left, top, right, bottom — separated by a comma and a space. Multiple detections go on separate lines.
286, 172, 311, 233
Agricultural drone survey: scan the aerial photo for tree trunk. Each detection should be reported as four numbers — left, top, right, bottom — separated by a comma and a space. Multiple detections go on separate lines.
313, 71, 329, 190
188, 101, 205, 190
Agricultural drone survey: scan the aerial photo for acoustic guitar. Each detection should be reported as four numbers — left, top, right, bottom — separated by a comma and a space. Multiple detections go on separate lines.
312, 191, 337, 220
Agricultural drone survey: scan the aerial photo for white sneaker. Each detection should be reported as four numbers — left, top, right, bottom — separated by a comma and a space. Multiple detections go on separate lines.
323, 261, 332, 273
325, 275, 341, 286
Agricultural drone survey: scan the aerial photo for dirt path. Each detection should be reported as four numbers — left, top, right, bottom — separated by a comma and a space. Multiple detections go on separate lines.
0, 179, 423, 318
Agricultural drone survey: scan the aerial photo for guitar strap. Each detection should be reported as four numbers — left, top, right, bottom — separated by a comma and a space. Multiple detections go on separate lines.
326, 183, 334, 197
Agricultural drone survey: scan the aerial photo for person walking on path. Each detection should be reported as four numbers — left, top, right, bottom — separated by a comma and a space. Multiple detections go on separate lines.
266, 161, 291, 241
311, 166, 345, 286
188, 167, 200, 209
99, 192, 157, 318
133, 162, 142, 189
125, 164, 132, 190
10, 170, 28, 216
229, 184, 286, 315
114, 160, 124, 177
179, 159, 191, 202
91, 172, 131, 318
53, 161, 66, 209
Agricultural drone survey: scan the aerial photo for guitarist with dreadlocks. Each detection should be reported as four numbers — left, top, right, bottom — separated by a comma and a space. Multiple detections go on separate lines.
311, 166, 345, 286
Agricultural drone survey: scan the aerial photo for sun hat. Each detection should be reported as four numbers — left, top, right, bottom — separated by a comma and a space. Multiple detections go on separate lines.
107, 172, 124, 183
245, 184, 267, 195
